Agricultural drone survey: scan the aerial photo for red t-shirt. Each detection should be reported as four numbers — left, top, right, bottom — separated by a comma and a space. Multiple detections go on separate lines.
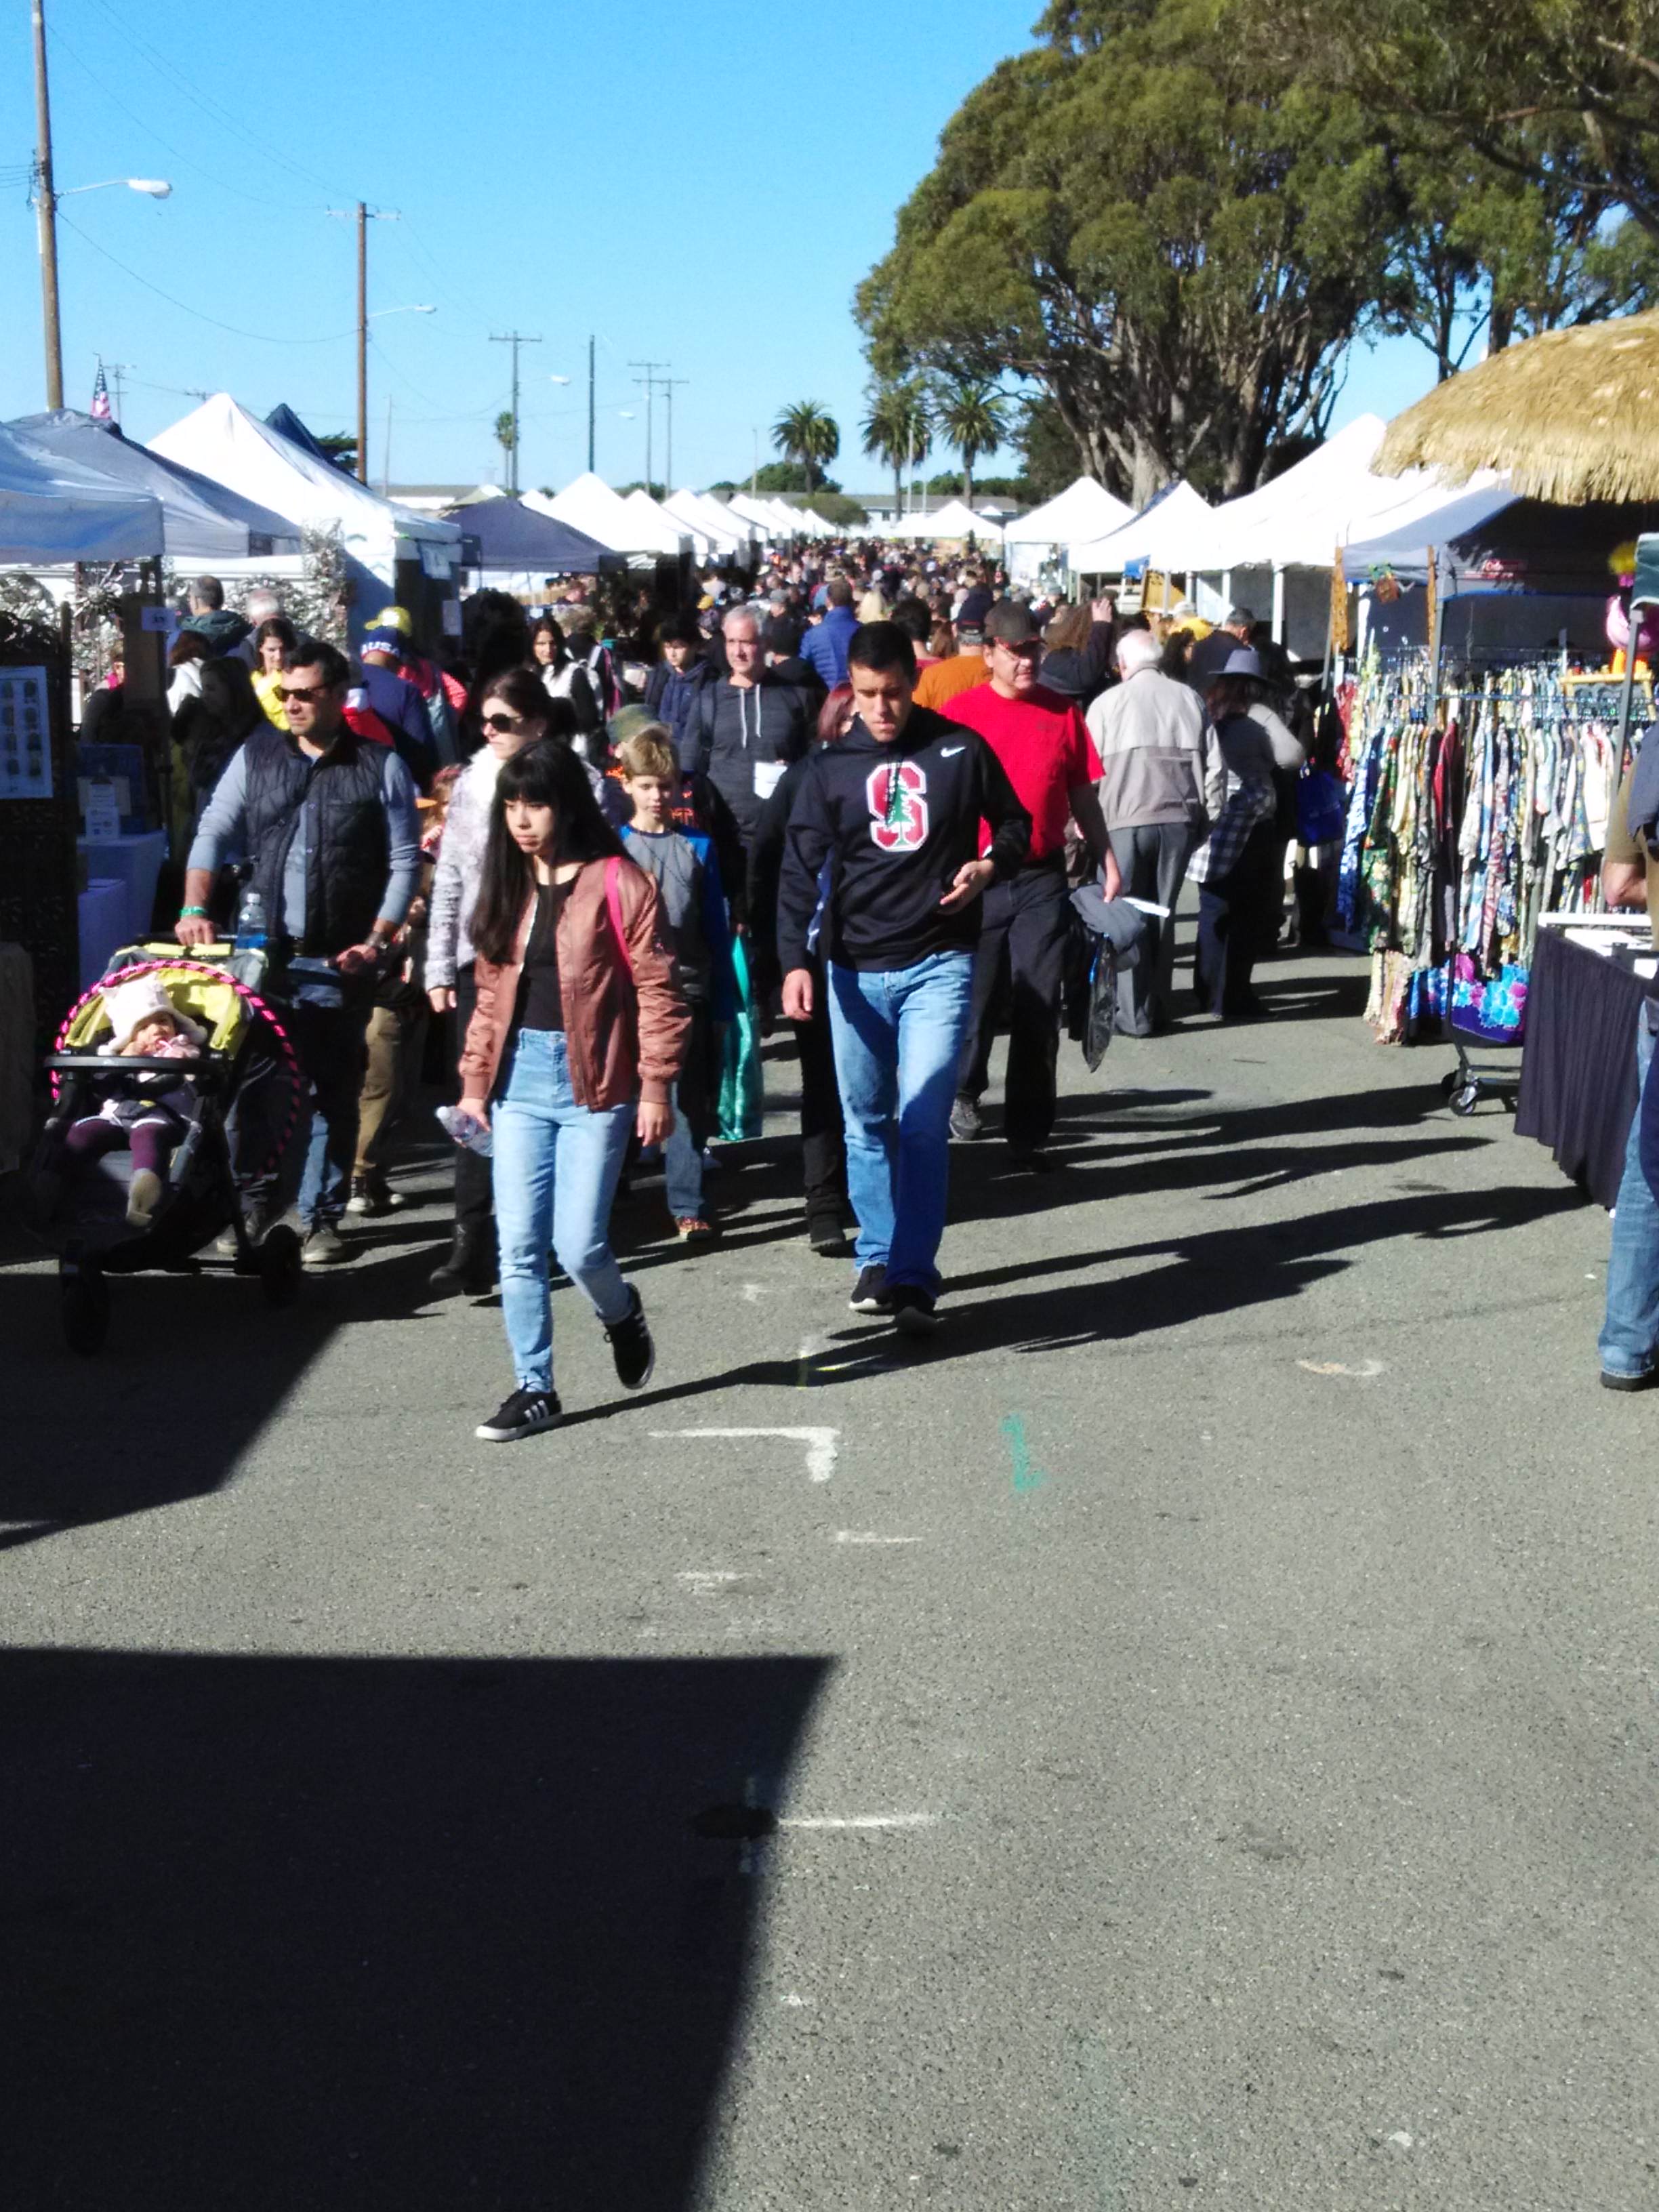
944, 680, 1101, 861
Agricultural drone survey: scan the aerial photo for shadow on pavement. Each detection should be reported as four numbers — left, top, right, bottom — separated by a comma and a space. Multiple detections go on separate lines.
1, 1646, 828, 2211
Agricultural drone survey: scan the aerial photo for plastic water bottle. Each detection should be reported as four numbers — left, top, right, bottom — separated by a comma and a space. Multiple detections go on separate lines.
435, 1103, 493, 1158
230, 888, 268, 989
234, 889, 267, 950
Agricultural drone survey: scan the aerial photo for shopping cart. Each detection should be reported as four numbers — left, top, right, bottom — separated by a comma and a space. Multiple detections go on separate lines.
1441, 963, 1527, 1118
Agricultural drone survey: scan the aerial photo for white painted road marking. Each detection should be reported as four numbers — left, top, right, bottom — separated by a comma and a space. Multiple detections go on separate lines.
777, 1814, 939, 1830
651, 1426, 838, 1482
833, 1531, 923, 1545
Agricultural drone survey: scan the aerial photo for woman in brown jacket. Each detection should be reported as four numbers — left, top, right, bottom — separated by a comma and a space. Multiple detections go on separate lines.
457, 741, 689, 1441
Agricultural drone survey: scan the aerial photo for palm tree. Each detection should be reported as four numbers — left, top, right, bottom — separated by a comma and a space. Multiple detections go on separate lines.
861, 380, 933, 513
934, 379, 1009, 508
493, 409, 517, 490
771, 401, 840, 493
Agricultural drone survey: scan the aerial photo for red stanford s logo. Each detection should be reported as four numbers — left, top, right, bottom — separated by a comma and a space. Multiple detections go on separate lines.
866, 758, 929, 852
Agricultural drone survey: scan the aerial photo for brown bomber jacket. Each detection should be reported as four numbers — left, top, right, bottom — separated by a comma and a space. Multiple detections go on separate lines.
459, 855, 690, 1109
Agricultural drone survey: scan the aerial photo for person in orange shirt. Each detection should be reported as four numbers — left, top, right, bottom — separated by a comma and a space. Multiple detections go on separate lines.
912, 616, 989, 712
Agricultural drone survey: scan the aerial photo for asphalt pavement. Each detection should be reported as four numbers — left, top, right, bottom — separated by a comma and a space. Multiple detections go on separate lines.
3, 940, 1655, 2211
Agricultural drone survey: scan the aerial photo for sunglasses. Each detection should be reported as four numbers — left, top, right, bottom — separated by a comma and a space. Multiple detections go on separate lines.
279, 684, 333, 703
992, 638, 1042, 658
483, 711, 526, 733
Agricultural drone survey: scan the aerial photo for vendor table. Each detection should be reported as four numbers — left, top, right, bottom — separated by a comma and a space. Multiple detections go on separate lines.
1515, 927, 1659, 1208
77, 829, 167, 948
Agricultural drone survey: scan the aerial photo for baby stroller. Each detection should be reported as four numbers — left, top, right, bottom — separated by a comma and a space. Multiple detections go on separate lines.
25, 943, 307, 1353
1441, 960, 1528, 1118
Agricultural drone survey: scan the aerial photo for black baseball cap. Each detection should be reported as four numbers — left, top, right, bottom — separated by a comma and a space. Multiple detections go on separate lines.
984, 598, 1039, 644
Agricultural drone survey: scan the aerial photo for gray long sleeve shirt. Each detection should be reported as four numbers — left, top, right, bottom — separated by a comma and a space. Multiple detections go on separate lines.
187, 737, 423, 936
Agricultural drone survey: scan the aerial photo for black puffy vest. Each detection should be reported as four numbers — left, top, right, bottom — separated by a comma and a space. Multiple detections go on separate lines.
242, 722, 390, 957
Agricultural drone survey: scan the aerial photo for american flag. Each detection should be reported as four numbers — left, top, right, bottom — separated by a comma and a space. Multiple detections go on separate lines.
90, 363, 112, 421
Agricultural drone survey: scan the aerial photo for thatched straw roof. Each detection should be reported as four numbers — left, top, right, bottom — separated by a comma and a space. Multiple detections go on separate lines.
1375, 313, 1659, 505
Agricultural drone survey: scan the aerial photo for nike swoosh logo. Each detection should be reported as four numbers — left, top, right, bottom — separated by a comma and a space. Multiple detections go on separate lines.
941, 745, 965, 756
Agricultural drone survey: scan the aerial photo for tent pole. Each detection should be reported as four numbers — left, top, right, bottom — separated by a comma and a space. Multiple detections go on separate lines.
1271, 565, 1286, 645
1616, 640, 1642, 779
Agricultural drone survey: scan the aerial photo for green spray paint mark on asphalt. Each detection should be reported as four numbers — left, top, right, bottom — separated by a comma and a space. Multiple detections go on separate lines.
1001, 1414, 1048, 1494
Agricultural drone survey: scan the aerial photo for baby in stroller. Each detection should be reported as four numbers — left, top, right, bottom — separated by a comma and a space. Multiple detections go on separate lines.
62, 974, 205, 1227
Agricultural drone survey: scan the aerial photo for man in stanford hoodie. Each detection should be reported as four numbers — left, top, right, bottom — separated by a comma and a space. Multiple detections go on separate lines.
777, 620, 1031, 1334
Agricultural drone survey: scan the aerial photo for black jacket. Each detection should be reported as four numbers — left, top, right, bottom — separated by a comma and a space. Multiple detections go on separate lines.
243, 720, 390, 958
1039, 621, 1116, 710
777, 708, 1031, 975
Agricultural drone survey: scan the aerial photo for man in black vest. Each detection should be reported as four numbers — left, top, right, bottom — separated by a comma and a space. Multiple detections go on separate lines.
177, 636, 422, 1265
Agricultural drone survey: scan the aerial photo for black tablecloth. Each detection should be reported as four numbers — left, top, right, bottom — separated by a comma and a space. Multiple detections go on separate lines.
1515, 928, 1659, 1207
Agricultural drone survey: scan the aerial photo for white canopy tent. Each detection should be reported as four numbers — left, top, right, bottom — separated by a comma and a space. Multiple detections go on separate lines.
796, 508, 838, 538
1069, 480, 1212, 572
1341, 470, 1517, 577
887, 497, 1005, 544
621, 487, 694, 556
1004, 478, 1132, 583
1200, 416, 1391, 571
665, 488, 749, 558
148, 394, 459, 590
525, 473, 683, 557
724, 494, 779, 542
0, 422, 165, 562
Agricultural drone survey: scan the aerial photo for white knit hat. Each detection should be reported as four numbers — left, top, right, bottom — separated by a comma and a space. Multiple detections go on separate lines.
98, 973, 207, 1055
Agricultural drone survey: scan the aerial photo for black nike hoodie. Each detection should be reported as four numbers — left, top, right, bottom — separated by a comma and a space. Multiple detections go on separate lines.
776, 705, 1032, 975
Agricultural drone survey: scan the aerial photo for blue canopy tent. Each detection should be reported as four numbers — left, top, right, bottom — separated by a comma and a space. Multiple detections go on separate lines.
449, 494, 621, 579
7, 411, 301, 560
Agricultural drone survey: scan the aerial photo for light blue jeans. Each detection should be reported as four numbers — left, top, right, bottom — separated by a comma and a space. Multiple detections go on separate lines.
826, 951, 975, 1293
1599, 1012, 1659, 1378
491, 1028, 634, 1393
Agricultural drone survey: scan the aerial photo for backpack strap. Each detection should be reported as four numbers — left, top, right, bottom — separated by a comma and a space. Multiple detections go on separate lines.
605, 855, 633, 979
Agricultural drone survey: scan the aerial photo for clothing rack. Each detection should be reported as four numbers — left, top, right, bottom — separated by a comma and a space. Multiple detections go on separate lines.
1337, 651, 1620, 1043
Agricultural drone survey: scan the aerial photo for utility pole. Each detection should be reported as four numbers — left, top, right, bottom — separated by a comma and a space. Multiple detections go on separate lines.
490, 330, 541, 494
661, 376, 689, 490
381, 392, 392, 498
750, 428, 758, 497
587, 333, 595, 474
32, 0, 62, 409
104, 359, 136, 424
327, 202, 397, 483
629, 359, 669, 493
356, 202, 367, 483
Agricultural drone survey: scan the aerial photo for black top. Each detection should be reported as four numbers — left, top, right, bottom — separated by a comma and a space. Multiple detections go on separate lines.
775, 706, 1032, 975
516, 878, 571, 1032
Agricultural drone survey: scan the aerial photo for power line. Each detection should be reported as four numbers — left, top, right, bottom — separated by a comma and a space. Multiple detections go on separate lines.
45, 16, 323, 212
83, 0, 359, 203
55, 208, 356, 344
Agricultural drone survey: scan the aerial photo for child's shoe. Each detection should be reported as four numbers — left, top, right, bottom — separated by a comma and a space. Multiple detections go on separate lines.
126, 1169, 163, 1227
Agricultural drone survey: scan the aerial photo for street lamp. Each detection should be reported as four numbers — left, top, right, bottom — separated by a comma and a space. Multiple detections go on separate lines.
368, 304, 435, 320
59, 178, 173, 199
549, 375, 571, 386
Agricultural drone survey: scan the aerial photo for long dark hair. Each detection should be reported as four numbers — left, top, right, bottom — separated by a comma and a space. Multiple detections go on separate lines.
469, 738, 627, 966
528, 614, 568, 670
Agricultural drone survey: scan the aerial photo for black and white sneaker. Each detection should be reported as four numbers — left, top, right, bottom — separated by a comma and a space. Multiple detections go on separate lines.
949, 1096, 984, 1142
605, 1286, 655, 1390
848, 1264, 891, 1315
890, 1284, 939, 1336
475, 1387, 562, 1443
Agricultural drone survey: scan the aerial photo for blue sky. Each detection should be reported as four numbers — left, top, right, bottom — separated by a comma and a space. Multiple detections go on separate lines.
0, 0, 1442, 495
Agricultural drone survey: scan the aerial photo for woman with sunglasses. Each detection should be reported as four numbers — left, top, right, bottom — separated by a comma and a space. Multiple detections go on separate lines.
426, 668, 580, 1294
457, 741, 689, 1443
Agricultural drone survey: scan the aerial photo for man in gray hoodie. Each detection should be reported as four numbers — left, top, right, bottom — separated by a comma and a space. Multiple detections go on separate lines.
683, 605, 814, 872
1086, 628, 1225, 1034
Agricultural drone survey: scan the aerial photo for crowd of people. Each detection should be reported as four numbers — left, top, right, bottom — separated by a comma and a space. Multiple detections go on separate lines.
92, 541, 1325, 1440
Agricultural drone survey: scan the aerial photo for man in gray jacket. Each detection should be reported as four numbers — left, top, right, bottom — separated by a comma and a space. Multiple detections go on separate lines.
1086, 628, 1225, 1035
684, 605, 814, 872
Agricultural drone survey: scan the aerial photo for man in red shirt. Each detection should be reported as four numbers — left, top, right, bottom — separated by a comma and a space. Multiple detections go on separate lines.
943, 598, 1111, 1166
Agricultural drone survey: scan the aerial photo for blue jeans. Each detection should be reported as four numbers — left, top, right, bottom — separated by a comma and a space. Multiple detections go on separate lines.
1599, 1013, 1659, 1378
491, 1029, 634, 1393
826, 951, 975, 1293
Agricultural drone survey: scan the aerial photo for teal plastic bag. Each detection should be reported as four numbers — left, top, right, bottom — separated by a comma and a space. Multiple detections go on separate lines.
716, 934, 764, 1141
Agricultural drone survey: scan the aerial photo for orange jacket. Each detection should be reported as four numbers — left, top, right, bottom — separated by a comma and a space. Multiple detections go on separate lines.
459, 856, 689, 1110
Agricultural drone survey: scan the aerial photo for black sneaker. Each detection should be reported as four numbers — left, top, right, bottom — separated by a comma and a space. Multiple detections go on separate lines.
848, 1264, 891, 1314
808, 1208, 848, 1256
890, 1284, 939, 1336
1007, 1145, 1061, 1174
301, 1221, 349, 1268
605, 1286, 655, 1390
214, 1201, 271, 1262
475, 1387, 562, 1442
1600, 1367, 1657, 1392
949, 1096, 984, 1142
